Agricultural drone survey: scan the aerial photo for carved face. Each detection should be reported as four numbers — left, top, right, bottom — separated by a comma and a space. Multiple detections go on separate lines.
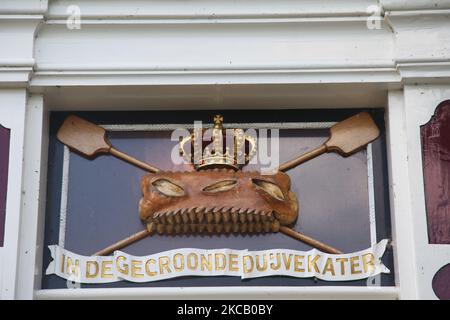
139, 169, 298, 235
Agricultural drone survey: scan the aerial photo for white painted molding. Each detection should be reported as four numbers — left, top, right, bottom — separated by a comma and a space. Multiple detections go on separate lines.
0, 7, 44, 87
380, 0, 450, 11
0, 0, 48, 15
45, 0, 379, 20
34, 286, 399, 300
30, 68, 400, 87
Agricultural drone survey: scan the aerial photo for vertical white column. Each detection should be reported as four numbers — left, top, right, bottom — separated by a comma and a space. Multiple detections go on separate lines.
0, 89, 27, 299
386, 90, 419, 299
15, 95, 48, 299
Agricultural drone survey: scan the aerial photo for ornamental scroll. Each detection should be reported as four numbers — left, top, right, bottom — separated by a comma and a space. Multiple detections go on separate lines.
46, 240, 389, 283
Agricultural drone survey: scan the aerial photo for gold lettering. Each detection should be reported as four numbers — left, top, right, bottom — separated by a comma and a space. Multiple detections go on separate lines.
173, 253, 184, 272
61, 254, 65, 273
215, 253, 226, 271
159, 256, 172, 274
145, 259, 157, 276
282, 253, 293, 270
66, 257, 80, 277
362, 253, 375, 274
255, 255, 268, 272
201, 254, 213, 272
322, 258, 336, 276
229, 254, 239, 272
101, 260, 113, 279
294, 255, 305, 272
308, 255, 321, 273
187, 253, 198, 270
116, 255, 129, 275
350, 256, 362, 275
85, 261, 99, 279
131, 260, 144, 278
243, 255, 254, 273
335, 257, 348, 275
270, 253, 281, 270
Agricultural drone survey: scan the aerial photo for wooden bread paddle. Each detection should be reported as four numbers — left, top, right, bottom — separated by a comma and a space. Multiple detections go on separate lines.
57, 115, 160, 173
279, 112, 380, 172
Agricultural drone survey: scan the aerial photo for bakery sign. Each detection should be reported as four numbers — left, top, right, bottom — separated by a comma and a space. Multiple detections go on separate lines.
46, 112, 390, 283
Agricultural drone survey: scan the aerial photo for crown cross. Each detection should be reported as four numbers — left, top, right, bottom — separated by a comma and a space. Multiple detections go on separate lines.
179, 115, 257, 171
213, 115, 223, 128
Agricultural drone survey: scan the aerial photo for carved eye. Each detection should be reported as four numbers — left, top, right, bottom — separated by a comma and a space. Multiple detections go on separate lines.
252, 179, 285, 201
203, 179, 237, 193
152, 179, 185, 197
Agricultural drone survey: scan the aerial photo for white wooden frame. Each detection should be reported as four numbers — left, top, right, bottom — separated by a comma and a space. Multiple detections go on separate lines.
13, 97, 398, 300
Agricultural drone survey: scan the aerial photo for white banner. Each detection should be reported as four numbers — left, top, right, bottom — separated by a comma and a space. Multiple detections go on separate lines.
46, 239, 390, 283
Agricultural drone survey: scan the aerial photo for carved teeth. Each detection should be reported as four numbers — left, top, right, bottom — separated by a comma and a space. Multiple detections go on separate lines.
214, 212, 222, 223
195, 207, 204, 213
207, 212, 214, 223
174, 212, 182, 224
272, 220, 280, 232
146, 222, 155, 234
215, 224, 223, 233
159, 215, 166, 224
188, 211, 196, 223
197, 210, 205, 223
223, 211, 230, 223
150, 207, 281, 235
157, 224, 165, 235
239, 212, 246, 224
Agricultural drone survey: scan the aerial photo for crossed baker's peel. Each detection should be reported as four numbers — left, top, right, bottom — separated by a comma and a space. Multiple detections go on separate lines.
57, 112, 380, 256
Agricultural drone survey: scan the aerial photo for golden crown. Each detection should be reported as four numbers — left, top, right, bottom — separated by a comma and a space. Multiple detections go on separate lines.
179, 115, 257, 171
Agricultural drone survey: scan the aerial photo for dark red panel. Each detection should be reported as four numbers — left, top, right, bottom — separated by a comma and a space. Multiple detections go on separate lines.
433, 264, 450, 300
421, 100, 450, 244
0, 124, 10, 247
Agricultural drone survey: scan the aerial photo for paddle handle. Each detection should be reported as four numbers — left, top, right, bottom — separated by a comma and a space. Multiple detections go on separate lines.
110, 147, 160, 173
279, 226, 342, 254
93, 229, 151, 256
278, 145, 327, 172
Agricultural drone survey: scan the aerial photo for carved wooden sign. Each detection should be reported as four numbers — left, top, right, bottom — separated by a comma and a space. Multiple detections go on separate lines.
0, 124, 10, 247
46, 112, 390, 283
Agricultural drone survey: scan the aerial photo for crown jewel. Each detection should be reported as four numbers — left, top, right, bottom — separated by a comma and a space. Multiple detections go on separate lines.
179, 115, 257, 171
